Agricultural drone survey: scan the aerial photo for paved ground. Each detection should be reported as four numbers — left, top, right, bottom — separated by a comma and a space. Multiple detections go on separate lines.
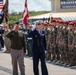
0, 50, 76, 75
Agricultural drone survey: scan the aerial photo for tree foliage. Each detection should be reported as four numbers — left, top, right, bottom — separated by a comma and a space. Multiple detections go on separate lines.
9, 11, 50, 24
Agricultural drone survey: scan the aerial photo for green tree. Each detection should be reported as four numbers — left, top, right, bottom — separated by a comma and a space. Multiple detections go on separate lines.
9, 11, 51, 24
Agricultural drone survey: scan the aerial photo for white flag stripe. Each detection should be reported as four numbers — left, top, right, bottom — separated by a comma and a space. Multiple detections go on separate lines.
23, 7, 27, 19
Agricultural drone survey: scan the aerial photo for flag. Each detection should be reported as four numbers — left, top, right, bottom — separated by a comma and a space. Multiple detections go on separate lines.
2, 0, 8, 24
0, 0, 3, 9
22, 0, 29, 26
0, 12, 4, 24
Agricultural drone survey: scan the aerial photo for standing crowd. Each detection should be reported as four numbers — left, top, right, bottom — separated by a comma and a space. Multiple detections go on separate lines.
0, 19, 76, 75
43, 19, 76, 66
0, 22, 48, 75
26, 19, 76, 67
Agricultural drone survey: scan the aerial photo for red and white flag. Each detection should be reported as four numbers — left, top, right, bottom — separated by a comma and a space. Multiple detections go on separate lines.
22, 0, 29, 26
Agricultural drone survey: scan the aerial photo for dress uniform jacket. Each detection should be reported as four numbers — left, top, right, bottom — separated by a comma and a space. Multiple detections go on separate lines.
6, 30, 26, 53
28, 29, 46, 53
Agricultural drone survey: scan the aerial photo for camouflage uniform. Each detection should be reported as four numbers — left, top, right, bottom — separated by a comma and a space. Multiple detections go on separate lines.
45, 27, 49, 42
45, 27, 51, 60
52, 26, 59, 61
50, 27, 56, 61
68, 28, 74, 65
47, 26, 54, 61
72, 30, 76, 66
57, 26, 63, 63
60, 26, 68, 64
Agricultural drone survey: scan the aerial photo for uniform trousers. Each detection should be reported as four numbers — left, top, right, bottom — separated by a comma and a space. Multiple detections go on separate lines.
10, 49, 25, 75
33, 51, 48, 75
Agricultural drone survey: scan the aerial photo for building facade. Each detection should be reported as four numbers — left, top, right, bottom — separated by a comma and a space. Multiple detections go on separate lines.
50, 0, 76, 12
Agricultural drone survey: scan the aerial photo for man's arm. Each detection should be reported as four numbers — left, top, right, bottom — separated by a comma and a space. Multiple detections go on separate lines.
6, 30, 14, 39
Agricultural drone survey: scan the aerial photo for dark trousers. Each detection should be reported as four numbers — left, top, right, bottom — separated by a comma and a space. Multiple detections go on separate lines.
33, 51, 48, 75
0, 36, 4, 48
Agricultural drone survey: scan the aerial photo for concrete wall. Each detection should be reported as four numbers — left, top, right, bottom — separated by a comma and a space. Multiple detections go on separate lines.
51, 0, 76, 12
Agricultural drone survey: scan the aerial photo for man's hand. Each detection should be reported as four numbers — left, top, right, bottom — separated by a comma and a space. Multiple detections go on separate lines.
12, 25, 19, 31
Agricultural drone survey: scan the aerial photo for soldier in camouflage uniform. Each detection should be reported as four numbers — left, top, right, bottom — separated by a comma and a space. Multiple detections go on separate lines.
41, 22, 49, 60
46, 23, 54, 61
46, 23, 52, 60
65, 22, 74, 66
72, 24, 76, 66
51, 19, 58, 61
56, 20, 63, 63
43, 22, 52, 60
60, 21, 68, 64
58, 21, 68, 64
67, 22, 75, 66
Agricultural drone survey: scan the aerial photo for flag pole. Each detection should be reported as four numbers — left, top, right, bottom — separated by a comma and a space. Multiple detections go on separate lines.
22, 0, 29, 29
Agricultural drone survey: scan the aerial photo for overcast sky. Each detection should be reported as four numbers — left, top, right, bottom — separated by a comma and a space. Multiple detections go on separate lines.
4, 0, 51, 13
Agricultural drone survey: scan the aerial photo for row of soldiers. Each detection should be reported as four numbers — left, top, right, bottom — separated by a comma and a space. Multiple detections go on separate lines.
2, 20, 76, 67
42, 19, 76, 66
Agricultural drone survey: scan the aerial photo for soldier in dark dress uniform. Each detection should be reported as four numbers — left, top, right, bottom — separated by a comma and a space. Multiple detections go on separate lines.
28, 22, 48, 75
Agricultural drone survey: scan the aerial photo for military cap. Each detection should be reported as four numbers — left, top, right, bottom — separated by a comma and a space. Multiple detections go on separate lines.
41, 22, 47, 26
52, 19, 56, 22
44, 23, 47, 26
74, 24, 76, 27
41, 22, 45, 25
49, 23, 52, 26
56, 20, 60, 23
59, 20, 63, 23
63, 21, 68, 24
69, 22, 75, 25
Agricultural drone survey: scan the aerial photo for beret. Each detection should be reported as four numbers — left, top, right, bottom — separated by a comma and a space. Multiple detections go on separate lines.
69, 22, 75, 25
59, 20, 63, 23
